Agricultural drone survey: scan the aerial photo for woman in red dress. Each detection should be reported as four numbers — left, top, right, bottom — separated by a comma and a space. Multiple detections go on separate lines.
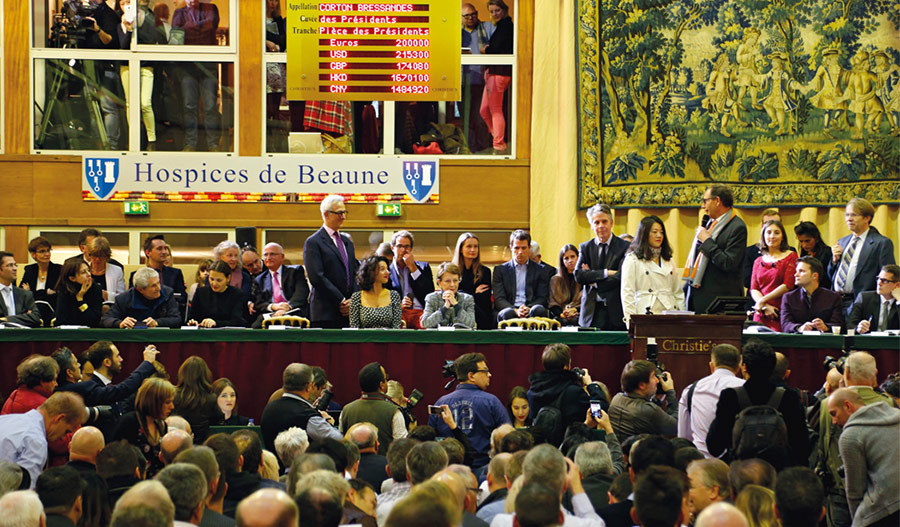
750, 220, 797, 331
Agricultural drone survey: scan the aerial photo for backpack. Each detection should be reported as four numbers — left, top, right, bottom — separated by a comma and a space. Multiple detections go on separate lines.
731, 386, 790, 465
532, 389, 568, 447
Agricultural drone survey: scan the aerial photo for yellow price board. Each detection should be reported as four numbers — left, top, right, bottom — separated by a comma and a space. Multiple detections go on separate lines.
287, 1, 461, 101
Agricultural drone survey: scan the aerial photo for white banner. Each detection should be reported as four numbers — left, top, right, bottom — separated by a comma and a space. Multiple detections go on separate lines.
82, 154, 440, 203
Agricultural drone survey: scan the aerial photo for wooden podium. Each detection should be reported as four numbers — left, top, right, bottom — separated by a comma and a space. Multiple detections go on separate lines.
629, 315, 746, 391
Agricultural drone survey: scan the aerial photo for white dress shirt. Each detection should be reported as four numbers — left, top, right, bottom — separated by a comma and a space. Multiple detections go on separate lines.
0, 284, 15, 316
490, 493, 605, 527
677, 367, 745, 458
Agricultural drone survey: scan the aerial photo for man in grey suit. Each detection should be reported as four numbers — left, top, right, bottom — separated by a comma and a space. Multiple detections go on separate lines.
683, 184, 747, 315
847, 264, 900, 334
492, 230, 549, 322
0, 252, 41, 327
303, 195, 359, 328
575, 203, 629, 330
828, 197, 896, 316
250, 242, 310, 327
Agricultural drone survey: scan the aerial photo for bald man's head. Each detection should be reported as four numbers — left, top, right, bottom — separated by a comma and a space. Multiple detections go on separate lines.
113, 480, 175, 524
70, 426, 105, 464
432, 469, 467, 511
695, 502, 749, 527
236, 489, 299, 527
348, 424, 378, 452
166, 415, 192, 435
160, 429, 193, 466
827, 388, 866, 427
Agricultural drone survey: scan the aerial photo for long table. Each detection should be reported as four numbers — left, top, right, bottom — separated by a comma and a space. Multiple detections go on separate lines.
0, 329, 896, 424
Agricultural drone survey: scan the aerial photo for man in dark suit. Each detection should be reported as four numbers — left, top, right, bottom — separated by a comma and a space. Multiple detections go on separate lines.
781, 257, 843, 333
848, 264, 900, 334
102, 267, 182, 328
388, 230, 434, 329
347, 423, 389, 491
250, 242, 310, 327
492, 230, 549, 322
64, 228, 125, 270
574, 203, 628, 330
260, 363, 342, 454
129, 235, 187, 312
0, 252, 41, 327
828, 197, 896, 315
684, 184, 747, 315
303, 195, 359, 328
171, 0, 220, 151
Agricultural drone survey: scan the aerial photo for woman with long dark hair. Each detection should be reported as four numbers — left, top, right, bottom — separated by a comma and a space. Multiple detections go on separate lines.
213, 377, 250, 426
620, 216, 684, 328
173, 356, 223, 442
452, 232, 493, 329
750, 220, 797, 331
549, 244, 582, 326
349, 257, 402, 328
55, 260, 104, 327
186, 260, 246, 328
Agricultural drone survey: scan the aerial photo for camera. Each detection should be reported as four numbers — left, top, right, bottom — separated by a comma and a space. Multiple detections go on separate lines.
84, 405, 112, 424
823, 355, 846, 374
442, 360, 458, 390
315, 388, 334, 411
571, 367, 586, 380
653, 360, 667, 395
406, 389, 423, 409
50, 0, 103, 48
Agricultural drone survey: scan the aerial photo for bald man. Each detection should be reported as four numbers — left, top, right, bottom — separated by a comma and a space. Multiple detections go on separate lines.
166, 415, 193, 436
235, 489, 299, 527
251, 243, 310, 327
695, 502, 749, 527
160, 429, 194, 466
111, 480, 175, 526
347, 423, 388, 491
69, 426, 105, 468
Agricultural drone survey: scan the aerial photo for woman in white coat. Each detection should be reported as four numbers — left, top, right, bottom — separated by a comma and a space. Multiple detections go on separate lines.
620, 216, 685, 328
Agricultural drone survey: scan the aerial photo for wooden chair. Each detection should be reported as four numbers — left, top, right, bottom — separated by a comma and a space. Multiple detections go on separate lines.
532, 317, 561, 330
499, 318, 550, 330
262, 316, 311, 329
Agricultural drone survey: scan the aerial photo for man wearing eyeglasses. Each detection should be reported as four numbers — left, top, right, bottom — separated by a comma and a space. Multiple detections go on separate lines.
683, 184, 747, 315
828, 197, 896, 316
429, 353, 510, 471
461, 3, 495, 152
304, 195, 359, 328
388, 230, 434, 329
848, 264, 900, 334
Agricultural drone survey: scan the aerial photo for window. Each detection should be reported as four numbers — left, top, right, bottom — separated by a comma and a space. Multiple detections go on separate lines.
262, 1, 517, 157
32, 0, 237, 153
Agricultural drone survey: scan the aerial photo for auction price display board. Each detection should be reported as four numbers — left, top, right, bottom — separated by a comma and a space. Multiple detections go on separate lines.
287, 1, 461, 101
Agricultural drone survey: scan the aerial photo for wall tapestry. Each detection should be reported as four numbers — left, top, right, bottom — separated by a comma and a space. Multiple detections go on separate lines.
577, 0, 900, 208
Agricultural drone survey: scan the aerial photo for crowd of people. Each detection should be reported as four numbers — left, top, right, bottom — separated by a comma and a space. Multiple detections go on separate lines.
0, 338, 897, 527
2, 188, 896, 334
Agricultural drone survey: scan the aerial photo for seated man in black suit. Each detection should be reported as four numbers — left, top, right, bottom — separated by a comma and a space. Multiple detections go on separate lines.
574, 203, 629, 330
250, 242, 310, 328
829, 197, 896, 316
260, 363, 342, 454
388, 230, 434, 329
781, 257, 843, 334
848, 264, 900, 334
241, 246, 264, 278
492, 230, 549, 322
64, 228, 125, 270
129, 235, 187, 313
303, 195, 359, 328
102, 268, 182, 328
683, 184, 747, 315
0, 251, 41, 327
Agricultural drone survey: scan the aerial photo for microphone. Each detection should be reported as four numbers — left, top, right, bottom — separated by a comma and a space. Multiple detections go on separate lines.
701, 214, 710, 228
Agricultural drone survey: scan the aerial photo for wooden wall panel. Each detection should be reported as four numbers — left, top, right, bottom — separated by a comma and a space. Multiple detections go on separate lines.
4, 0, 29, 154
515, 0, 533, 160
238, 0, 262, 156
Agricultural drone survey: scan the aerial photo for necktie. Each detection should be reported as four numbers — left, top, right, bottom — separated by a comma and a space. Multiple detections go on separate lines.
2, 287, 15, 316
878, 300, 889, 332
332, 231, 350, 288
686, 218, 718, 281
803, 290, 811, 312
272, 271, 286, 304
597, 243, 608, 269
834, 236, 859, 292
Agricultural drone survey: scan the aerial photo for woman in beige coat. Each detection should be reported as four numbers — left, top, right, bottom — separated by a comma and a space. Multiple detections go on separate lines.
620, 216, 685, 328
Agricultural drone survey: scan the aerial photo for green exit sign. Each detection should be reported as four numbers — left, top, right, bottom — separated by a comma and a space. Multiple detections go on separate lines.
124, 201, 150, 215
376, 203, 402, 217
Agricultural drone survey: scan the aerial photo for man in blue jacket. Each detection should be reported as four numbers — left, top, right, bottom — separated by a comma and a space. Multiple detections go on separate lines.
102, 268, 181, 328
429, 353, 509, 471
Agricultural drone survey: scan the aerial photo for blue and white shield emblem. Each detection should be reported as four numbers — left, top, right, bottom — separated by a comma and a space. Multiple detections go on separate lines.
84, 157, 119, 200
402, 161, 436, 202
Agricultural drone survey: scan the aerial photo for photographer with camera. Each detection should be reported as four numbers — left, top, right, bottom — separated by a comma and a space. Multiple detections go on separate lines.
814, 351, 894, 527
526, 343, 609, 446
607, 359, 677, 441
428, 353, 509, 471
339, 363, 408, 455
79, 0, 127, 149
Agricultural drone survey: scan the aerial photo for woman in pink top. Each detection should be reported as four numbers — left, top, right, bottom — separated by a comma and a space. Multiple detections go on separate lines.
750, 220, 797, 331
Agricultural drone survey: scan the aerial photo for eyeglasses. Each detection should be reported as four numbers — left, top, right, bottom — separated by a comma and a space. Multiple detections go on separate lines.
476, 369, 490, 374
701, 197, 716, 204
393, 244, 412, 250
876, 277, 898, 284
462, 12, 478, 18
327, 210, 348, 217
